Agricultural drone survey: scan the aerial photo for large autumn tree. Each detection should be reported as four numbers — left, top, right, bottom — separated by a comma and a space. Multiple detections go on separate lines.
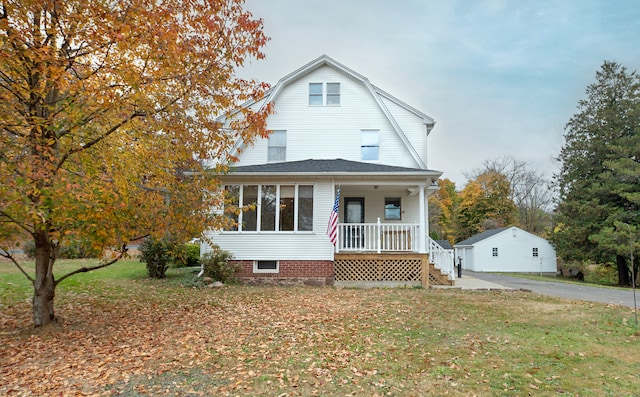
457, 171, 516, 240
554, 61, 640, 286
0, 0, 271, 326
428, 178, 461, 244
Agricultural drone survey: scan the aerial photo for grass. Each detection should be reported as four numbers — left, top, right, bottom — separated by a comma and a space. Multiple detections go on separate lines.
1, 258, 639, 396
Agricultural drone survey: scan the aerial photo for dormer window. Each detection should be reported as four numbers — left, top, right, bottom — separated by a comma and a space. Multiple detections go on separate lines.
309, 82, 340, 106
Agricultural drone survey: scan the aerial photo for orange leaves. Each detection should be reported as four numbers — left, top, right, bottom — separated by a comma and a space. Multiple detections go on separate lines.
1, 0, 270, 247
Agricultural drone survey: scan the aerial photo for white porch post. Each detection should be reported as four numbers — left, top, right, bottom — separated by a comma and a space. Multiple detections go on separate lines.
418, 184, 426, 253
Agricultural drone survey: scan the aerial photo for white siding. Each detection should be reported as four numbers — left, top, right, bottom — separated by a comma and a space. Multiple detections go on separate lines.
202, 180, 336, 261
236, 65, 422, 168
381, 97, 428, 166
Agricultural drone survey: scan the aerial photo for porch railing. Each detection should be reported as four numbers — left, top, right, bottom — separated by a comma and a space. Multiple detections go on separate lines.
334, 221, 456, 281
337, 220, 417, 253
427, 237, 455, 280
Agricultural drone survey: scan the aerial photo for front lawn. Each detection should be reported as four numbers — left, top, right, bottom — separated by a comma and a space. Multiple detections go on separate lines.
1, 259, 638, 396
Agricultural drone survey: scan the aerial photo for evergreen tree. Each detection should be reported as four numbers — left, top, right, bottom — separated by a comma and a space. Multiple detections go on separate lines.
554, 61, 640, 285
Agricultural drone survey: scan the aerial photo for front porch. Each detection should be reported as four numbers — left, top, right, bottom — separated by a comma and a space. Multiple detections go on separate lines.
334, 222, 455, 287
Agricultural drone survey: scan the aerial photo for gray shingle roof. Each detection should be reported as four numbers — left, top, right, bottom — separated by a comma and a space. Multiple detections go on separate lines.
435, 240, 453, 250
455, 227, 510, 246
228, 159, 436, 174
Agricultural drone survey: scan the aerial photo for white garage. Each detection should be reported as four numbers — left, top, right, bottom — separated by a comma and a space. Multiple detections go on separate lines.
454, 226, 557, 274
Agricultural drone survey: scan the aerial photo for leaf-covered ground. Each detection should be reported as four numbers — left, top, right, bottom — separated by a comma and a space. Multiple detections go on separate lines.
1, 271, 639, 396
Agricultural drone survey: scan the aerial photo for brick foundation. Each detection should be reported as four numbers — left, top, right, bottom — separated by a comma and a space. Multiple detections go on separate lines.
233, 260, 334, 286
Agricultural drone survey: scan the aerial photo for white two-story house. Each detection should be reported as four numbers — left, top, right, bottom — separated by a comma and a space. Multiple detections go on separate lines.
202, 55, 454, 287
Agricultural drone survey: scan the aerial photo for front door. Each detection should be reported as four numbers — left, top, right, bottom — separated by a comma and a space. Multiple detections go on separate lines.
344, 197, 364, 248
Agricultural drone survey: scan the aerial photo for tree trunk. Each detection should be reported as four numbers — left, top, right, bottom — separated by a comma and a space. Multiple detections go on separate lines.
32, 231, 56, 327
616, 254, 630, 287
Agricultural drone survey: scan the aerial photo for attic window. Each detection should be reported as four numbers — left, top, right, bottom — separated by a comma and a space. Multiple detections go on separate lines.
326, 83, 340, 105
309, 83, 340, 106
309, 83, 323, 105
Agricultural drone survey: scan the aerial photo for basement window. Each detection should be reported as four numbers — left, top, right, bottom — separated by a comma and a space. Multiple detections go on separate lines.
254, 260, 279, 273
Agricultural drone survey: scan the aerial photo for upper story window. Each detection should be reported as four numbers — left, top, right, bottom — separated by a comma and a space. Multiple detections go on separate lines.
309, 82, 340, 106
532, 247, 539, 257
268, 130, 286, 162
492, 247, 499, 257
361, 130, 379, 161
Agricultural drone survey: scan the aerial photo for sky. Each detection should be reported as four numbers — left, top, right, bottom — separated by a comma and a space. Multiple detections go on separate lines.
239, 0, 640, 188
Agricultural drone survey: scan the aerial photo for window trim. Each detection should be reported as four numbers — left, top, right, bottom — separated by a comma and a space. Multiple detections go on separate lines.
253, 260, 279, 273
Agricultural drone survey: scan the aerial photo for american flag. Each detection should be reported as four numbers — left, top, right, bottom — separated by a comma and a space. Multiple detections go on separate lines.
326, 189, 340, 246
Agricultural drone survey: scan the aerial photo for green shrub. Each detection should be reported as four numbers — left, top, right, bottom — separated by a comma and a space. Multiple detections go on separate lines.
201, 245, 238, 283
139, 237, 171, 279
171, 243, 201, 268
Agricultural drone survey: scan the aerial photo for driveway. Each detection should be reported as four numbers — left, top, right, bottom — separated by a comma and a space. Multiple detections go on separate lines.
465, 270, 639, 309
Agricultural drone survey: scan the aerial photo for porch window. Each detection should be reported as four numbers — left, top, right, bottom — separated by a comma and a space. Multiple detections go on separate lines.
224, 184, 314, 232
268, 130, 286, 162
492, 247, 498, 257
223, 185, 240, 231
384, 197, 401, 220
532, 247, 539, 257
361, 130, 379, 161
297, 185, 314, 231
243, 185, 258, 231
279, 185, 295, 231
260, 185, 277, 231
254, 260, 278, 273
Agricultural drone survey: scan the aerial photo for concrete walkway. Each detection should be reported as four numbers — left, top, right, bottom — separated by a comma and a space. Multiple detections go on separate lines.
433, 272, 513, 290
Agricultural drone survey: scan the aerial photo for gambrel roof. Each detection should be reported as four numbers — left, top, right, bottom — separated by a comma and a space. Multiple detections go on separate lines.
228, 55, 436, 169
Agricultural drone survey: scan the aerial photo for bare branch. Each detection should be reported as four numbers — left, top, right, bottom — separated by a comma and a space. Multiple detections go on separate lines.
0, 248, 35, 284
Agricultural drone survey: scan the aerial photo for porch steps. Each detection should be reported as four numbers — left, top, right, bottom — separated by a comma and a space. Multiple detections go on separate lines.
429, 263, 454, 286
